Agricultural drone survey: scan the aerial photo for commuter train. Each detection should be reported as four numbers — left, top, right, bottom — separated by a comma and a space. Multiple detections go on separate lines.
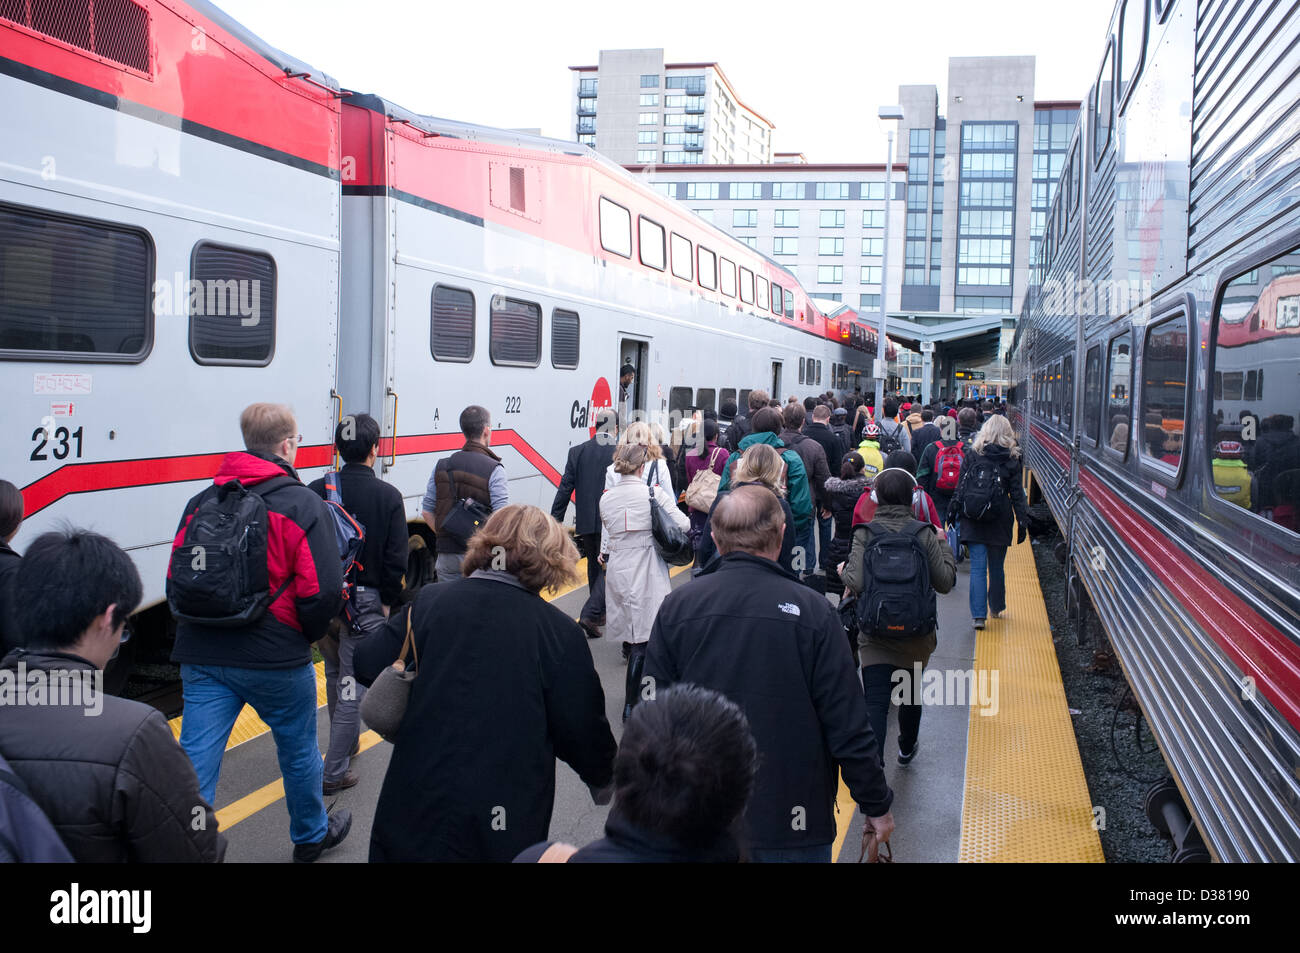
0, 1, 877, 685
1008, 0, 1300, 860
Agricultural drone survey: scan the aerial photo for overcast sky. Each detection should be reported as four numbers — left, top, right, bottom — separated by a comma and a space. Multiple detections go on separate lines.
213, 0, 1116, 163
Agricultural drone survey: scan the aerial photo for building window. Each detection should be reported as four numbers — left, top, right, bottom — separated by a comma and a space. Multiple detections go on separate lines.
815, 182, 850, 199
637, 150, 657, 163
598, 197, 632, 258
773, 237, 799, 256
662, 151, 702, 164
639, 112, 658, 126
862, 237, 883, 257
818, 237, 844, 256
639, 216, 666, 271
861, 266, 882, 284
641, 74, 659, 88
579, 78, 597, 96
665, 113, 688, 126
774, 209, 799, 228
489, 296, 541, 367
551, 309, 580, 369
430, 285, 475, 363
773, 182, 805, 200
733, 209, 757, 228
909, 128, 931, 152
190, 243, 276, 365
819, 209, 845, 228
954, 296, 1011, 313
906, 212, 927, 238
666, 75, 707, 93
692, 208, 714, 223
862, 209, 884, 229
578, 134, 595, 147
732, 182, 762, 199
0, 204, 153, 361
862, 182, 886, 201
860, 293, 881, 309
639, 93, 659, 107
685, 183, 720, 200
636, 131, 656, 145
741, 236, 759, 249
817, 265, 843, 284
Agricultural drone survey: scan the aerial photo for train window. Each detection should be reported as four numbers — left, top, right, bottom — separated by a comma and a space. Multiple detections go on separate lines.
670, 233, 693, 281
1069, 139, 1081, 215
719, 258, 737, 298
697, 247, 717, 290
1053, 361, 1063, 423
739, 267, 754, 304
1118, 0, 1147, 113
696, 388, 717, 414
431, 285, 475, 362
1139, 312, 1188, 476
1062, 355, 1074, 432
1093, 41, 1115, 168
638, 216, 666, 271
738, 389, 752, 413
1104, 331, 1133, 457
784, 288, 794, 319
816, 360, 822, 385
720, 388, 737, 412
598, 197, 632, 258
669, 387, 693, 417
1154, 0, 1174, 23
489, 295, 541, 367
551, 308, 580, 369
1083, 346, 1102, 442
756, 277, 770, 311
1209, 243, 1300, 532
189, 243, 276, 366
0, 203, 152, 361
771, 282, 784, 315
799, 357, 806, 385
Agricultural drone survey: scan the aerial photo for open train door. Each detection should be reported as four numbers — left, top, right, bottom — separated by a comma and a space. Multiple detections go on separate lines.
771, 360, 783, 402
619, 337, 650, 426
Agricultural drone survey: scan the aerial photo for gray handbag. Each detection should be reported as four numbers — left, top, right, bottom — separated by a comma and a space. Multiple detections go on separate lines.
359, 607, 418, 743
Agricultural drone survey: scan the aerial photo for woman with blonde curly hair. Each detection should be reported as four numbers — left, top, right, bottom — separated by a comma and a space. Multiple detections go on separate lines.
355, 504, 617, 862
694, 443, 798, 575
600, 441, 691, 722
604, 420, 674, 496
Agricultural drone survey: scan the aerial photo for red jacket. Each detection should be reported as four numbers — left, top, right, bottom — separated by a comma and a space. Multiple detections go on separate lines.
853, 485, 943, 530
170, 452, 343, 669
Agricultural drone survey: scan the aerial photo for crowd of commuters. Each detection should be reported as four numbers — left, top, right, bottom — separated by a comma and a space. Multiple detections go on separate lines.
0, 386, 1037, 864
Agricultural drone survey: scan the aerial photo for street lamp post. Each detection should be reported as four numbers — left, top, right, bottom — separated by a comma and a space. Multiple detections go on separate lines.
876, 105, 904, 414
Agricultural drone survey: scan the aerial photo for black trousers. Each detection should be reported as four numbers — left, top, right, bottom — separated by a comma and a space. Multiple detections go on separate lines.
861, 663, 924, 764
576, 532, 605, 624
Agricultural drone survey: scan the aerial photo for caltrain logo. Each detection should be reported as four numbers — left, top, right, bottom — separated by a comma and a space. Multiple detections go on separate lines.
571, 378, 613, 439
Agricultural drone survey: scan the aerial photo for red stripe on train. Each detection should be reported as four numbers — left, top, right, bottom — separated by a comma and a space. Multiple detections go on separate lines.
1029, 424, 1300, 729
20, 431, 560, 519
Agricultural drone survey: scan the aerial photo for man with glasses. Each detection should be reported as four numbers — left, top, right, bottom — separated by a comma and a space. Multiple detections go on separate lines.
0, 529, 225, 862
169, 403, 349, 862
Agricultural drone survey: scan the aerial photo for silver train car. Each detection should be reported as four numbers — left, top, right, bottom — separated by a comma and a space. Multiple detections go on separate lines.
1008, 0, 1300, 860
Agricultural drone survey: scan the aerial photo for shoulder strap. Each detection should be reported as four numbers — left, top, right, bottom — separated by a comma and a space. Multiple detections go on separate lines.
708, 446, 723, 469
907, 519, 930, 539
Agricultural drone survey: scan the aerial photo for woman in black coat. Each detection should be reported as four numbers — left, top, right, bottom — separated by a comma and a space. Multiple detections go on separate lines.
354, 505, 617, 862
946, 416, 1032, 629
821, 452, 870, 581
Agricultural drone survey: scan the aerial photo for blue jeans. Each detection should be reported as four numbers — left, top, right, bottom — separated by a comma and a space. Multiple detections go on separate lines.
179, 662, 327, 845
749, 843, 834, 863
966, 543, 1008, 620
817, 513, 834, 570
796, 524, 817, 574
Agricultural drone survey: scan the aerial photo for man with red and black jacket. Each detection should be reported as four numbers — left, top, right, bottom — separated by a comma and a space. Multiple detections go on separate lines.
169, 403, 349, 863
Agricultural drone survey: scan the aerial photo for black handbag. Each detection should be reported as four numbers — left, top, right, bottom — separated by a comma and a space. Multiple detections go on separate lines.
439, 466, 492, 547
647, 462, 693, 567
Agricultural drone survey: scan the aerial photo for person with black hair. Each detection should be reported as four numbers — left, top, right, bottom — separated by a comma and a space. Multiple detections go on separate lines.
308, 412, 408, 794
421, 404, 508, 583
0, 529, 225, 862
0, 480, 23, 652
684, 418, 730, 549
877, 398, 911, 455
843, 469, 956, 767
718, 398, 738, 444
514, 684, 758, 862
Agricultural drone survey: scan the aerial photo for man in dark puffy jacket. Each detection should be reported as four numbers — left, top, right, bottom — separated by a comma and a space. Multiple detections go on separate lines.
1, 529, 224, 862
646, 486, 895, 862
780, 403, 831, 570
170, 402, 347, 862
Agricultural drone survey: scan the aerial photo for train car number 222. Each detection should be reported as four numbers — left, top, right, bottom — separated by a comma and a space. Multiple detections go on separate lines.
31, 424, 85, 461
504, 396, 523, 414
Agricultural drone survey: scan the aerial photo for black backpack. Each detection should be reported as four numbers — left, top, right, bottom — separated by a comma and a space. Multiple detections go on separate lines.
854, 520, 936, 640
0, 749, 75, 862
877, 422, 903, 456
959, 455, 1007, 522
167, 477, 296, 628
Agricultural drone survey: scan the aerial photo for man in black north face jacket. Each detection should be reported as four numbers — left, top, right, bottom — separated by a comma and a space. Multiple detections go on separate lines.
645, 485, 895, 862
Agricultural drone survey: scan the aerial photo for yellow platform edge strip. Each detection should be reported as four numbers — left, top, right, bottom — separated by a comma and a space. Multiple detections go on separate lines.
957, 536, 1104, 862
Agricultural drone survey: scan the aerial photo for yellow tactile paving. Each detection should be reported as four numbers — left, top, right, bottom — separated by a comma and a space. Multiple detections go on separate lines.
958, 536, 1104, 862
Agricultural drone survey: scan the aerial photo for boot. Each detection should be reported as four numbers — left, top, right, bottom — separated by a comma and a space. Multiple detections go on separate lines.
623, 643, 647, 723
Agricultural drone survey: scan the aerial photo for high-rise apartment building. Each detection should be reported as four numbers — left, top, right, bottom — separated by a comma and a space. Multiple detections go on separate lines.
570, 50, 774, 166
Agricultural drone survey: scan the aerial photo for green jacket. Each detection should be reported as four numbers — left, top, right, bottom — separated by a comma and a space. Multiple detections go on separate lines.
719, 431, 814, 532
843, 503, 957, 669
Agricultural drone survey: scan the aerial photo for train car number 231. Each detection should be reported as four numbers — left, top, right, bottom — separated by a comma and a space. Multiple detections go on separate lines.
30, 423, 85, 461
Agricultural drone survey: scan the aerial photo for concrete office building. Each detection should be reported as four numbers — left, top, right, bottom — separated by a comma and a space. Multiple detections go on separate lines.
570, 50, 774, 166
626, 163, 908, 312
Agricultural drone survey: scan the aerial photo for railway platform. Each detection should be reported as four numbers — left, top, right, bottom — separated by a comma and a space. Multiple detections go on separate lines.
181, 540, 1103, 863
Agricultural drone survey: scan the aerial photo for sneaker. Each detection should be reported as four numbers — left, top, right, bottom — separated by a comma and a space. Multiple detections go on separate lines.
973, 617, 986, 630
323, 771, 359, 796
898, 741, 919, 765
293, 808, 352, 863
991, 609, 1005, 619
